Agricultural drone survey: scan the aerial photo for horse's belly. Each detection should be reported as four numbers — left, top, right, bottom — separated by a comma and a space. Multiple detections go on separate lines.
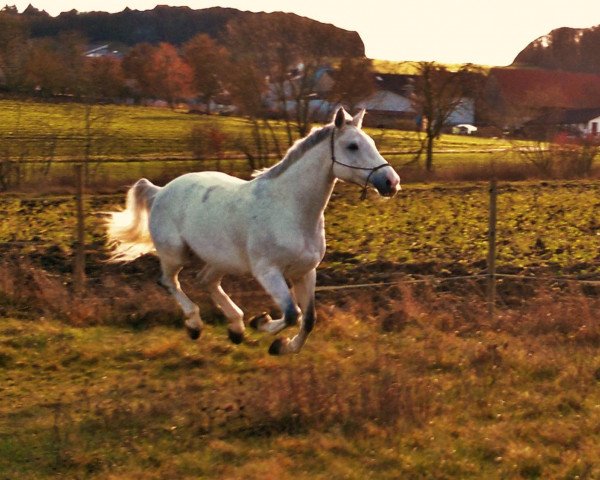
188, 238, 250, 274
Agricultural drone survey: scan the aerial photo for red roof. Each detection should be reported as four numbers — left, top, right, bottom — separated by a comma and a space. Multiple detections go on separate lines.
489, 68, 600, 109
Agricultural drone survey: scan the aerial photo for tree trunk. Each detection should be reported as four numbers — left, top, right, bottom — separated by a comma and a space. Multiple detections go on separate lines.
425, 133, 434, 172
205, 94, 211, 115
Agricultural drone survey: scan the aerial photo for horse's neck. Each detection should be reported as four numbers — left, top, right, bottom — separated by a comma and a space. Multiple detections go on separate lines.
271, 142, 336, 226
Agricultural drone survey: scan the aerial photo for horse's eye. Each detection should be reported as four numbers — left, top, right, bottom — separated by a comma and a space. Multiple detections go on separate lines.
347, 143, 359, 151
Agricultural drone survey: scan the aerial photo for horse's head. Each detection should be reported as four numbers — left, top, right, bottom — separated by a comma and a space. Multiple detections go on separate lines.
330, 107, 401, 198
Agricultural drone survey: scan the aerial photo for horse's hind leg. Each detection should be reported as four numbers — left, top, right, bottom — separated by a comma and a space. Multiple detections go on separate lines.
197, 266, 245, 344
158, 256, 203, 340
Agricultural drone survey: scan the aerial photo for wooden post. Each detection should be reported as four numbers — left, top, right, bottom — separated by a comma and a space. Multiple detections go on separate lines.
487, 179, 498, 318
73, 164, 86, 294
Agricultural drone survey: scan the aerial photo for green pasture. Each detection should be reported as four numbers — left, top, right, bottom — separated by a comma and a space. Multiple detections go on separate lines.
0, 98, 527, 188
1, 104, 599, 478
0, 99, 515, 163
2, 181, 598, 278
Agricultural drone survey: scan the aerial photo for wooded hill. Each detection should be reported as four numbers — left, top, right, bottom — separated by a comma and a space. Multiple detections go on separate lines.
16, 4, 364, 55
513, 24, 600, 73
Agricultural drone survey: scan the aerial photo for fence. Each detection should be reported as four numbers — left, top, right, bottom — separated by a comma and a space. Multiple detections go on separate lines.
1, 175, 598, 318
64, 176, 599, 315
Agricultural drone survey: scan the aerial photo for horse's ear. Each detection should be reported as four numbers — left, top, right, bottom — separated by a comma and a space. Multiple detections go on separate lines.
352, 109, 366, 129
333, 107, 348, 129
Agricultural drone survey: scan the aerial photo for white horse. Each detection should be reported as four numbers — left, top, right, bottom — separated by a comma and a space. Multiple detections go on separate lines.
106, 108, 400, 355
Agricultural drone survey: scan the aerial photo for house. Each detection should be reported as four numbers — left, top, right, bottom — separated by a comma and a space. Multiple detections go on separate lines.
527, 107, 600, 137
264, 65, 337, 121
560, 108, 600, 136
485, 67, 600, 129
84, 44, 124, 59
356, 73, 416, 128
356, 73, 476, 130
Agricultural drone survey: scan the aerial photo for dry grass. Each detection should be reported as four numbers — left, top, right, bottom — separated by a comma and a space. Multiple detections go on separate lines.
0, 256, 181, 326
1, 256, 599, 478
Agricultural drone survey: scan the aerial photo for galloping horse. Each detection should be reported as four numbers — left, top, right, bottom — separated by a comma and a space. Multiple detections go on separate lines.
106, 108, 400, 355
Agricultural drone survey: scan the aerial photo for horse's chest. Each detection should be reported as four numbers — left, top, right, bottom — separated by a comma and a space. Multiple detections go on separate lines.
280, 231, 325, 275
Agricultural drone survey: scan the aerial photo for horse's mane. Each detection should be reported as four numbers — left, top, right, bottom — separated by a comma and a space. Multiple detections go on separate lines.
252, 124, 334, 179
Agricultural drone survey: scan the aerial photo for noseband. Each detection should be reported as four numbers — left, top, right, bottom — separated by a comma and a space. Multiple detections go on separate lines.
330, 128, 392, 200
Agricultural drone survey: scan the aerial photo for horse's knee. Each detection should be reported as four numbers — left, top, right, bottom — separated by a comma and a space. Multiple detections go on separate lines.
284, 303, 300, 327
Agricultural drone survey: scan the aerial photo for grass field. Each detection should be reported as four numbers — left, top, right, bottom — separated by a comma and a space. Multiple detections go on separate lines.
0, 99, 518, 183
1, 99, 599, 479
1, 181, 599, 478
1, 285, 599, 479
2, 181, 598, 280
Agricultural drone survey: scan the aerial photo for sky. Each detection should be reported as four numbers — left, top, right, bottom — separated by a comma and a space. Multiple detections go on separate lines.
9, 0, 600, 66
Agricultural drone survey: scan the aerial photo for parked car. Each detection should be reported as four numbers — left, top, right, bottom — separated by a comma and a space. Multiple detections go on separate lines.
452, 124, 478, 135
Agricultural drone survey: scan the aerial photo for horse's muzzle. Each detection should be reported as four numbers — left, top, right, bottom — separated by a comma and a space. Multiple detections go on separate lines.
371, 167, 401, 197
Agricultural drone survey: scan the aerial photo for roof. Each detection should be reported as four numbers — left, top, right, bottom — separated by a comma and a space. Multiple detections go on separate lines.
357, 90, 413, 112
489, 67, 600, 109
373, 73, 416, 96
560, 108, 600, 124
528, 107, 600, 126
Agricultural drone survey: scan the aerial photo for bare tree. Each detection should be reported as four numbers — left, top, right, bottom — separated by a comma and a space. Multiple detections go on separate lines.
226, 13, 359, 144
328, 56, 375, 113
226, 58, 281, 170
75, 103, 116, 185
412, 62, 484, 171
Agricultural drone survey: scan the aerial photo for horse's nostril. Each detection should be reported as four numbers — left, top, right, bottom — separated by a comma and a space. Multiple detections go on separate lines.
386, 179, 392, 187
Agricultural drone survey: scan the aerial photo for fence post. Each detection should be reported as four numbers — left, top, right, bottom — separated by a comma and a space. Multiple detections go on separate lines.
487, 179, 498, 318
73, 164, 86, 294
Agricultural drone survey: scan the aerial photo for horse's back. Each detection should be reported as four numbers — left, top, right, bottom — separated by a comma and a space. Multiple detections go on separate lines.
165, 171, 246, 191
149, 171, 252, 271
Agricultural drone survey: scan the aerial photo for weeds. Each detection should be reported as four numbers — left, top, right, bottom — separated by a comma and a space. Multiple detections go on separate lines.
1, 281, 599, 479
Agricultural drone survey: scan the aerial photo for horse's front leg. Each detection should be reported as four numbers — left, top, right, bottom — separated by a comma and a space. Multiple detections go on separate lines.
250, 266, 301, 354
281, 269, 317, 354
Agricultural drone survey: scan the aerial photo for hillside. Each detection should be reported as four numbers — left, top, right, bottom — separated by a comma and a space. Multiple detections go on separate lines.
18, 4, 364, 55
513, 24, 600, 73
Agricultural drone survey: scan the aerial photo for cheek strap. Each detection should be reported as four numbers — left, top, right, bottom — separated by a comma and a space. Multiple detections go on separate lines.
330, 129, 392, 200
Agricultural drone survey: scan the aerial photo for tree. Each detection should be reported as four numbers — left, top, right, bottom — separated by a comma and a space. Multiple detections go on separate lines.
0, 7, 29, 91
23, 38, 68, 95
412, 62, 484, 171
328, 56, 375, 113
227, 58, 282, 169
183, 33, 229, 113
81, 56, 126, 100
145, 42, 193, 106
123, 42, 193, 105
226, 13, 359, 143
56, 31, 87, 95
122, 42, 154, 99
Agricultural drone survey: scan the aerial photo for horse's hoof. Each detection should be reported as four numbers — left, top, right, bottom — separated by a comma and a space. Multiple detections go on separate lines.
249, 312, 271, 330
186, 325, 201, 340
268, 337, 289, 355
227, 329, 244, 345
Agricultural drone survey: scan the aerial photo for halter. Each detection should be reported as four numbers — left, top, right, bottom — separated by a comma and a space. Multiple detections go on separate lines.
330, 127, 392, 200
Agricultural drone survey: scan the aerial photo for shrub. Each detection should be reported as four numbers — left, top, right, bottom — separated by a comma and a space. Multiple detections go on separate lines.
189, 124, 228, 166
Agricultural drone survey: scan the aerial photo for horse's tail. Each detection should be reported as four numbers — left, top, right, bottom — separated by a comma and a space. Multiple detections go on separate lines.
106, 178, 161, 262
